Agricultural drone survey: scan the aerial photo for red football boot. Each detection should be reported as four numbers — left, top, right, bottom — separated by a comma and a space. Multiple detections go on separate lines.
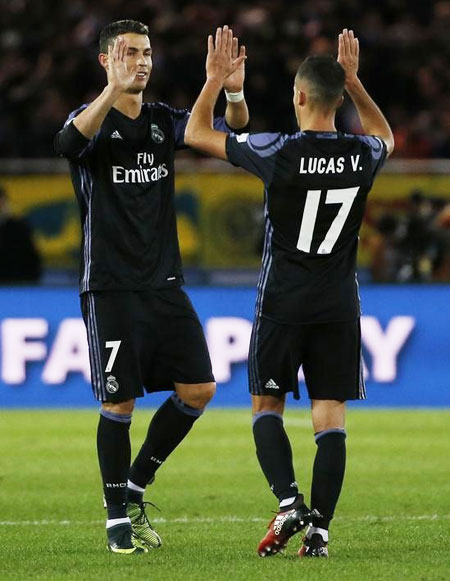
257, 497, 312, 557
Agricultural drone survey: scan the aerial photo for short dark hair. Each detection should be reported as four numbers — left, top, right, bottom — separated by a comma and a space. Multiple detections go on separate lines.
99, 20, 149, 53
296, 55, 345, 107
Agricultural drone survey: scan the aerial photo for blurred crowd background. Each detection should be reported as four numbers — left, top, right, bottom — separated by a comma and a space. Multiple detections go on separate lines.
1, 0, 449, 157
0, 0, 449, 283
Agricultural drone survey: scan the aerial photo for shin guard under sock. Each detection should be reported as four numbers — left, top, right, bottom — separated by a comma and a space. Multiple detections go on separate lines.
97, 409, 132, 520
128, 393, 203, 489
252, 412, 298, 503
311, 429, 346, 529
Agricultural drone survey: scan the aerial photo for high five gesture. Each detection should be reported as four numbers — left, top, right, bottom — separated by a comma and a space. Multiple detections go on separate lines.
205, 25, 246, 85
55, 19, 250, 556
337, 29, 394, 155
337, 28, 359, 85
186, 26, 247, 159
105, 36, 141, 93
224, 35, 247, 93
185, 25, 395, 561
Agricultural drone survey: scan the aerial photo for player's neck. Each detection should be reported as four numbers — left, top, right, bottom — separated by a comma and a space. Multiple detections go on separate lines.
299, 112, 337, 133
113, 93, 143, 120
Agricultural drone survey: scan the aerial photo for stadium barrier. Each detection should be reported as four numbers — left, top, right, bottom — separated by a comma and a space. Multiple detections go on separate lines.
0, 285, 449, 408
1, 158, 449, 271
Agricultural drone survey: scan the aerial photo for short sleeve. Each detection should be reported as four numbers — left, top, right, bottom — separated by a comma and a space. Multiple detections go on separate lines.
226, 132, 285, 183
54, 105, 95, 161
161, 103, 235, 149
162, 105, 190, 148
356, 135, 388, 176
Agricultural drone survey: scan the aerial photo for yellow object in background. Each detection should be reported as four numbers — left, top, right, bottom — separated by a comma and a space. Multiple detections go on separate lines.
2, 172, 449, 270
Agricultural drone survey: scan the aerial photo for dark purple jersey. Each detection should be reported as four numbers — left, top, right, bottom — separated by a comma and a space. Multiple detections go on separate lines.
226, 130, 387, 323
55, 102, 230, 293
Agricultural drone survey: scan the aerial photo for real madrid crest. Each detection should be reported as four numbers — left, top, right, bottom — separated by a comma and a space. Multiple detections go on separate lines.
151, 123, 165, 143
106, 375, 119, 394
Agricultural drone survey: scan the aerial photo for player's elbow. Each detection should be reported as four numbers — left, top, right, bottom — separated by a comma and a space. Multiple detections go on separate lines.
388, 135, 395, 157
385, 134, 395, 157
383, 124, 395, 157
184, 125, 205, 150
183, 124, 196, 147
54, 132, 71, 158
185, 126, 227, 160
377, 131, 394, 158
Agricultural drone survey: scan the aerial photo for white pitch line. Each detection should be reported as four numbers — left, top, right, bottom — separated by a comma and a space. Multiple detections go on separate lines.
0, 515, 449, 526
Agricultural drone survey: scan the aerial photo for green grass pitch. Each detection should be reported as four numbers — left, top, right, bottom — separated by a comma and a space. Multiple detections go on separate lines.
1, 408, 449, 580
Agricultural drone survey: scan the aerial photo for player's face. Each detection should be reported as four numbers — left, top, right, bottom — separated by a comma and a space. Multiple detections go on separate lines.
121, 32, 153, 93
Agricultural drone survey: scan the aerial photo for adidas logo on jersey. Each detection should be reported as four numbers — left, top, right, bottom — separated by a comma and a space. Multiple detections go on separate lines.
265, 378, 279, 390
111, 130, 123, 139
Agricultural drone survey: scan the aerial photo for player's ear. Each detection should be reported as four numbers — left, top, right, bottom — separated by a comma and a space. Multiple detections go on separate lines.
336, 95, 344, 109
298, 90, 307, 107
98, 53, 108, 70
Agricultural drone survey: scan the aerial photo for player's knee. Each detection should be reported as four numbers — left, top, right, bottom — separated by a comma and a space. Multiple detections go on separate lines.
102, 398, 135, 416
191, 382, 216, 408
176, 382, 216, 409
311, 399, 345, 432
251, 394, 285, 416
199, 382, 216, 407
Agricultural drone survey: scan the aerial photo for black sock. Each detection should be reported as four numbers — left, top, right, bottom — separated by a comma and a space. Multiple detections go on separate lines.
128, 394, 203, 488
97, 409, 132, 520
127, 487, 144, 505
252, 412, 298, 504
311, 430, 346, 529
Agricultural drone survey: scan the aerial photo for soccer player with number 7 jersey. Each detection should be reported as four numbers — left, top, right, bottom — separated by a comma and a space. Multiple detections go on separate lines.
185, 27, 394, 558
55, 20, 249, 555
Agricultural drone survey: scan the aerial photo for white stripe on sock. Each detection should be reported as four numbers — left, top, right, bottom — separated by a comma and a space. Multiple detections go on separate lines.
127, 480, 145, 493
279, 496, 297, 509
106, 517, 131, 529
306, 526, 329, 542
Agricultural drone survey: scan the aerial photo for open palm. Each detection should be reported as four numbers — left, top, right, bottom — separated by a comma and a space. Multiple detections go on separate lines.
223, 37, 246, 92
107, 37, 137, 92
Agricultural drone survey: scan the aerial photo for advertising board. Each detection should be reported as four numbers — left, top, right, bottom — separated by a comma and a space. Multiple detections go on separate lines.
1, 286, 448, 408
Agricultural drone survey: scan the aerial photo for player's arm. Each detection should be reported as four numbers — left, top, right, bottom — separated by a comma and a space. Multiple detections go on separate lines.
72, 36, 138, 139
338, 29, 395, 157
56, 36, 139, 158
223, 36, 249, 130
185, 26, 247, 160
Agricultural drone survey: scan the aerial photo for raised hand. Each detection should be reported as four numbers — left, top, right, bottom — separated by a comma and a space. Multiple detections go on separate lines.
106, 36, 138, 92
223, 36, 246, 92
206, 25, 246, 86
337, 29, 359, 85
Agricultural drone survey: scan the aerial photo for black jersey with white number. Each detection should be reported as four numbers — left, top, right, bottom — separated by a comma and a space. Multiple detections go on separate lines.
226, 131, 387, 323
55, 103, 229, 293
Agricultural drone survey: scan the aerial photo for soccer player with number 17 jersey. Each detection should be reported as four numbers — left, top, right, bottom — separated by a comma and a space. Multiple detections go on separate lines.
185, 27, 394, 558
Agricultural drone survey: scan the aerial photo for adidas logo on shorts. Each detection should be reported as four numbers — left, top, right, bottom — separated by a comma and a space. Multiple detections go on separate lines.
265, 378, 279, 390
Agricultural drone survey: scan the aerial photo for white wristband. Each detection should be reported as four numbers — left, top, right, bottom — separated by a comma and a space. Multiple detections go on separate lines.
224, 89, 245, 103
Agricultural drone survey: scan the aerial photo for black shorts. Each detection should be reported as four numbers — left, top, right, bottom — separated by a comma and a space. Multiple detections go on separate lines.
81, 288, 214, 403
248, 315, 365, 401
